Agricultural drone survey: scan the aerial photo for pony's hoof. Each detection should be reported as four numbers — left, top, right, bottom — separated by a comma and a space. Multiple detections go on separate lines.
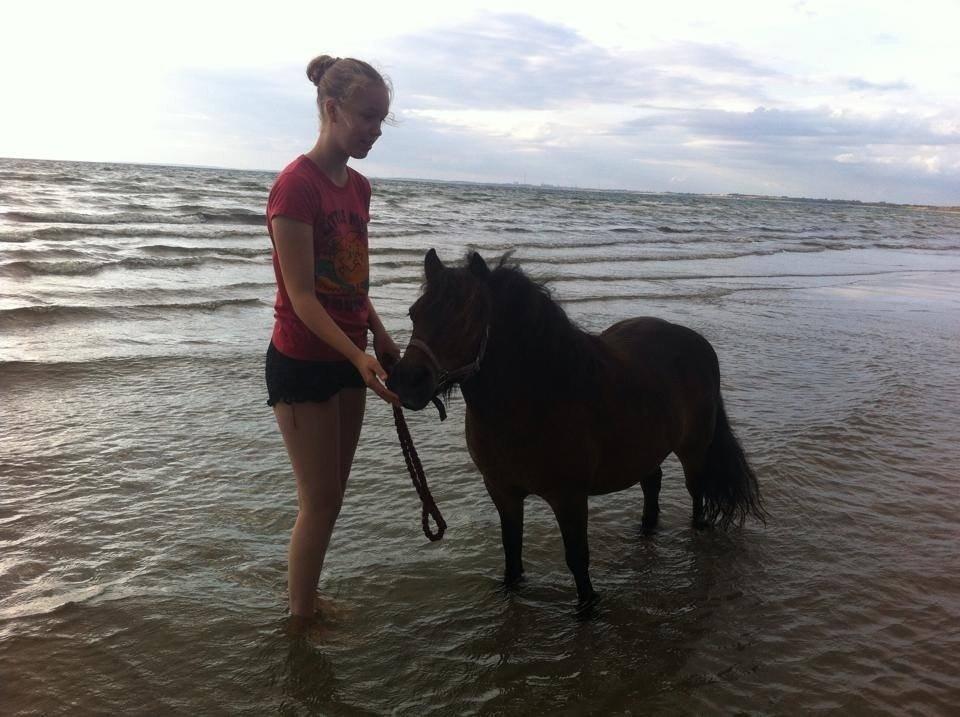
501, 571, 526, 594
575, 592, 600, 619
641, 514, 659, 535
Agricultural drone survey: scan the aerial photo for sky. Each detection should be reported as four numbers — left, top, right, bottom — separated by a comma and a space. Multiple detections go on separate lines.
3, 0, 959, 205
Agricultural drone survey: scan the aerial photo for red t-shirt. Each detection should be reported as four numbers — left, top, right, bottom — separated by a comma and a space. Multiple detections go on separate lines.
267, 156, 371, 361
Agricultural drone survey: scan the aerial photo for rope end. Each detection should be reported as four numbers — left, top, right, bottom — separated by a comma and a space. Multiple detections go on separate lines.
431, 396, 447, 421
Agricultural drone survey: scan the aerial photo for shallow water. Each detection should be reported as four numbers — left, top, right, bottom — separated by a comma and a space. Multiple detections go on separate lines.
2, 158, 959, 714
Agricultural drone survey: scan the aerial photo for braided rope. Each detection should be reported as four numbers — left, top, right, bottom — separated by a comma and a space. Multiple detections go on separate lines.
392, 405, 446, 541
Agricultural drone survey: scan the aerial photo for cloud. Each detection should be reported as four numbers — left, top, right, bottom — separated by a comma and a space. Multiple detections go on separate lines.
619, 105, 960, 146
610, 103, 960, 198
155, 10, 960, 204
384, 13, 779, 111
376, 12, 960, 203
846, 77, 911, 92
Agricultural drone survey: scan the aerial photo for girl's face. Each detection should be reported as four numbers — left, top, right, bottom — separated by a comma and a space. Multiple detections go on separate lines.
335, 83, 390, 160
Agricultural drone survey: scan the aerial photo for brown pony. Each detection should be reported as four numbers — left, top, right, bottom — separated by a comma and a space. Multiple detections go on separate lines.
387, 249, 765, 606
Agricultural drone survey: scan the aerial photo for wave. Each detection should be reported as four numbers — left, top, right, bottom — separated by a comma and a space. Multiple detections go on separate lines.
0, 298, 267, 327
0, 304, 107, 323
656, 225, 699, 234
139, 244, 268, 258
486, 225, 532, 233
3, 209, 265, 226
0, 351, 256, 383
0, 585, 106, 623
514, 245, 834, 267
0, 225, 264, 243
176, 207, 266, 225
0, 172, 85, 186
871, 241, 960, 252
753, 225, 799, 233
560, 288, 740, 303
1, 254, 264, 277
370, 228, 442, 238
1, 248, 90, 263
4, 210, 195, 225
372, 260, 420, 271
370, 246, 437, 257
534, 267, 960, 287
0, 233, 32, 244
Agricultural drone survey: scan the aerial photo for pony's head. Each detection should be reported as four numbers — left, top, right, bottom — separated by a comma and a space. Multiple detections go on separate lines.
387, 249, 492, 410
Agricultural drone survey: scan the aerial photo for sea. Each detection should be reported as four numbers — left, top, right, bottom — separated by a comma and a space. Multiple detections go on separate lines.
1, 156, 959, 715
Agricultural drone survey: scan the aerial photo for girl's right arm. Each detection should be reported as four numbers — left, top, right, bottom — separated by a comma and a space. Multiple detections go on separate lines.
272, 216, 398, 404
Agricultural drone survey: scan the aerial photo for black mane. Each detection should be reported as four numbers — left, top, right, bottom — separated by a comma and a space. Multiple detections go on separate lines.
485, 258, 603, 396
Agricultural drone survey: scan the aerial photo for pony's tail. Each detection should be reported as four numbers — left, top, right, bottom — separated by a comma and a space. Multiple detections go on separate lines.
701, 398, 767, 529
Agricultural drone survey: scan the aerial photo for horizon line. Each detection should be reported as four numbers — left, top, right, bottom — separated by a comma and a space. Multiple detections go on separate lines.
2, 154, 958, 212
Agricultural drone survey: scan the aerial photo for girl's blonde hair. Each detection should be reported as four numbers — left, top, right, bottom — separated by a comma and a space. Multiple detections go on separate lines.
306, 55, 392, 121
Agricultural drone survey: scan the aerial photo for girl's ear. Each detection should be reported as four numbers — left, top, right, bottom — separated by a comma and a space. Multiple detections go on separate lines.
425, 248, 444, 282
323, 98, 339, 122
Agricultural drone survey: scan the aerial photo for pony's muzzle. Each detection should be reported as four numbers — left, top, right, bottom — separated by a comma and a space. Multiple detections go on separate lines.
386, 359, 436, 411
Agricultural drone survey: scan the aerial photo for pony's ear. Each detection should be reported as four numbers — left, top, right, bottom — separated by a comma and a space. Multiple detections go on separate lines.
424, 248, 444, 282
468, 251, 490, 279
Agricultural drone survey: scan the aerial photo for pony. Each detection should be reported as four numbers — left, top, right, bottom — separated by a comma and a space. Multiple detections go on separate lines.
387, 249, 765, 606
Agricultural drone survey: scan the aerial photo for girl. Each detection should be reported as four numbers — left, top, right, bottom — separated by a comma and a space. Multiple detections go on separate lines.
265, 55, 400, 623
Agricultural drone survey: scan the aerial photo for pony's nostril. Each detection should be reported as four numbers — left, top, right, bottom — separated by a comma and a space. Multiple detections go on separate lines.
412, 363, 431, 384
386, 361, 433, 397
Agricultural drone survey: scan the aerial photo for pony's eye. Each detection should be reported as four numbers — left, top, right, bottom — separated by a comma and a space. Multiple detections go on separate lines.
408, 299, 425, 321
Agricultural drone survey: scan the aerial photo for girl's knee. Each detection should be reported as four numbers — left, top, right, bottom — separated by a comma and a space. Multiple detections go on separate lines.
298, 487, 343, 519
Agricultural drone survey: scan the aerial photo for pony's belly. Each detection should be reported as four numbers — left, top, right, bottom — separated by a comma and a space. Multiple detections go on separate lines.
589, 450, 666, 496
588, 472, 643, 496
467, 417, 669, 500
465, 411, 601, 496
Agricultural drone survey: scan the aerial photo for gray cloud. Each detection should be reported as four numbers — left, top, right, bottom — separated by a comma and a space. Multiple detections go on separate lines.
385, 13, 777, 110
618, 106, 959, 147
846, 77, 911, 92
168, 12, 960, 204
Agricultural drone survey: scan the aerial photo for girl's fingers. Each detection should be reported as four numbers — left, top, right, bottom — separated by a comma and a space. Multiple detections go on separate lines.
371, 379, 400, 404
364, 366, 399, 404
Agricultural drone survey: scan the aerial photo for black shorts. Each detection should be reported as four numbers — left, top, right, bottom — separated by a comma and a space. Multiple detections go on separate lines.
265, 342, 365, 406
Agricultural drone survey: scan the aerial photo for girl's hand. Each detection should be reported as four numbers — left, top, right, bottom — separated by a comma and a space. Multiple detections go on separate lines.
352, 352, 399, 405
373, 329, 402, 372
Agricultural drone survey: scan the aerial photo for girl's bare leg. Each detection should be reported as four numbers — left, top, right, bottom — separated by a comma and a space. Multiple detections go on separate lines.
274, 388, 367, 619
274, 398, 343, 618
337, 388, 366, 491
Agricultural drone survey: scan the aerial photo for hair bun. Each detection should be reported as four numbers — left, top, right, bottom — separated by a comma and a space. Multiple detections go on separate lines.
306, 55, 339, 86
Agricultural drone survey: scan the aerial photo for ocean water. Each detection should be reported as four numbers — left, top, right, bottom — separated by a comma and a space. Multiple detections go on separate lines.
1, 157, 959, 714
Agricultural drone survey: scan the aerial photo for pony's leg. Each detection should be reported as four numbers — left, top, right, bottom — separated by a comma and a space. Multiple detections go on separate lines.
548, 494, 595, 606
484, 479, 525, 585
640, 466, 663, 535
679, 454, 708, 530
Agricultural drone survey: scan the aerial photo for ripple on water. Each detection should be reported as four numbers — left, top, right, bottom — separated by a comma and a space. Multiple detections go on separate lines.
3, 160, 960, 713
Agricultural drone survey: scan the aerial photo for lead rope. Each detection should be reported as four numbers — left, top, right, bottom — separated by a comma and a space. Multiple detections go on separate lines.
392, 405, 446, 541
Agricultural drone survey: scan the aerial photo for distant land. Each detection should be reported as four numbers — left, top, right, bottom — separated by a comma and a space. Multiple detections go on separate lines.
385, 177, 960, 213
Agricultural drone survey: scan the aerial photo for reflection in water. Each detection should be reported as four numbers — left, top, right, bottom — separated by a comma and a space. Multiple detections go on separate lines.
273, 634, 339, 713
443, 524, 752, 713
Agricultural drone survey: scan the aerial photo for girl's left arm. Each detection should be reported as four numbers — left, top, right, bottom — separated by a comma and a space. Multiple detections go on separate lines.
368, 298, 401, 369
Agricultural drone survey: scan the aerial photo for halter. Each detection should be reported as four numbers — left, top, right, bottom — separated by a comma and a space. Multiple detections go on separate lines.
407, 325, 490, 396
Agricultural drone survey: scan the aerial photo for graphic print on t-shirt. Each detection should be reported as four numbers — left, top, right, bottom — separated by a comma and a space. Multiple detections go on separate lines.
314, 207, 369, 297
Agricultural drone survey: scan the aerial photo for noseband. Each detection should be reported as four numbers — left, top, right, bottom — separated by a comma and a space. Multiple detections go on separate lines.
407, 325, 490, 396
